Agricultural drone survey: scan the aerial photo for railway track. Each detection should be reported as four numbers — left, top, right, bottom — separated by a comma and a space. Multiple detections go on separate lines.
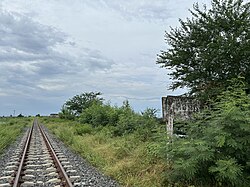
0, 119, 79, 187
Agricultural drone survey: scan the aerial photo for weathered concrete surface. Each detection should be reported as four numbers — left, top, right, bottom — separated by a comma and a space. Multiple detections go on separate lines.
162, 96, 200, 135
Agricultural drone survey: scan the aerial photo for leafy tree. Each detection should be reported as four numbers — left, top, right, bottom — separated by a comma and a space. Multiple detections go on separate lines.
79, 100, 160, 140
62, 92, 103, 116
141, 108, 158, 119
59, 105, 75, 120
79, 103, 119, 127
157, 0, 250, 101
17, 114, 24, 117
167, 79, 250, 186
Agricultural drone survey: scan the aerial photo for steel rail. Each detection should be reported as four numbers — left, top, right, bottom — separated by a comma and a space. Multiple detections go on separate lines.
13, 119, 34, 187
38, 122, 73, 187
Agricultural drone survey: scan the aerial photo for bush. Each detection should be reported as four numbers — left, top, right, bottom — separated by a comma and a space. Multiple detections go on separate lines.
79, 103, 119, 127
43, 111, 166, 187
79, 101, 161, 140
167, 79, 250, 186
75, 124, 93, 135
57, 127, 74, 145
59, 106, 75, 120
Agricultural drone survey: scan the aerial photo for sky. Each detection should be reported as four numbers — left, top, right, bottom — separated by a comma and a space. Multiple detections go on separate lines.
0, 0, 211, 116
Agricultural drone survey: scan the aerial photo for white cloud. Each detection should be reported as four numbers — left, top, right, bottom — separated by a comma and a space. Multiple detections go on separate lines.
0, 0, 212, 115
0, 9, 115, 97
37, 79, 67, 91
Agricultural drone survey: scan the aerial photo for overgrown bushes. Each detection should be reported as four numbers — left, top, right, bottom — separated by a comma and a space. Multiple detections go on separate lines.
79, 103, 160, 141
75, 123, 92, 135
167, 80, 250, 186
42, 117, 166, 187
56, 79, 250, 186
79, 103, 119, 127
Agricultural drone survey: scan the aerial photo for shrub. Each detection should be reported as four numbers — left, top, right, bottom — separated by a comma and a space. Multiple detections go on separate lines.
75, 124, 93, 135
167, 79, 250, 186
79, 103, 119, 127
59, 106, 75, 120
57, 127, 74, 145
79, 101, 161, 140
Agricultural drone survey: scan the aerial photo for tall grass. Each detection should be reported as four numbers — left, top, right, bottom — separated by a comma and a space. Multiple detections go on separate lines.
0, 117, 32, 154
42, 117, 166, 187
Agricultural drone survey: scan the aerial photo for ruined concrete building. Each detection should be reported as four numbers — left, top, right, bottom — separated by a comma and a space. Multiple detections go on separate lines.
162, 96, 200, 135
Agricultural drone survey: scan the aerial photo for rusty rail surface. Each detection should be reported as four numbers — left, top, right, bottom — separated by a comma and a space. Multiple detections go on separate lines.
12, 119, 73, 187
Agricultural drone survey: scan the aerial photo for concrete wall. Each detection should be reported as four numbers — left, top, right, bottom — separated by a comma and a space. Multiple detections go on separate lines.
162, 96, 200, 135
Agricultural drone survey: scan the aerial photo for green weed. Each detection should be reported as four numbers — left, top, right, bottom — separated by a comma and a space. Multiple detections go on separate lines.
43, 117, 166, 187
0, 117, 32, 154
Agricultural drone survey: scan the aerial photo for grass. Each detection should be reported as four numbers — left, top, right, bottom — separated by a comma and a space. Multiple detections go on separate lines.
0, 117, 32, 154
41, 117, 166, 187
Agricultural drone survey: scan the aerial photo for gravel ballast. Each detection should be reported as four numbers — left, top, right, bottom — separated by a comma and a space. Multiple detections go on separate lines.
0, 124, 120, 187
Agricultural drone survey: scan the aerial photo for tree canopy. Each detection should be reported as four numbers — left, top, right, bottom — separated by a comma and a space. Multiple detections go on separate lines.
157, 0, 250, 101
62, 92, 103, 116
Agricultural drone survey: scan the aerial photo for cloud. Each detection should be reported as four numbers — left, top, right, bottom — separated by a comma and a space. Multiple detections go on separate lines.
0, 0, 196, 115
93, 0, 174, 21
0, 11, 66, 53
99, 0, 210, 22
0, 9, 115, 98
37, 79, 67, 91
79, 48, 115, 71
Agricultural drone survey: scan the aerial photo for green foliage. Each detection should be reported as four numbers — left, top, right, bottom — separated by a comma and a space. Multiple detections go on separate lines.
145, 141, 165, 164
157, 0, 250, 101
74, 123, 93, 135
59, 106, 75, 120
111, 107, 159, 140
61, 93, 161, 140
79, 101, 160, 140
0, 117, 31, 154
209, 158, 243, 185
44, 117, 166, 187
62, 92, 103, 116
113, 108, 138, 136
141, 108, 158, 119
173, 118, 188, 135
167, 80, 250, 186
57, 126, 75, 145
79, 103, 119, 127
17, 114, 24, 117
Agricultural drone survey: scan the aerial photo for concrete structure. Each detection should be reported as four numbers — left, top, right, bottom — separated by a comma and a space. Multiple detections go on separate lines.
49, 113, 59, 118
162, 96, 200, 135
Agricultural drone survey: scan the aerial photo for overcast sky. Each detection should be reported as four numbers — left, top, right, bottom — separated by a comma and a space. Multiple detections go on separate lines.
0, 0, 212, 116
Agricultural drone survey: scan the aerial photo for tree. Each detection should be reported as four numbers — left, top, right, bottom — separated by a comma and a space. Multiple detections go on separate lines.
79, 103, 119, 127
157, 0, 250, 101
62, 92, 103, 116
167, 79, 250, 186
141, 108, 158, 119
59, 105, 75, 120
17, 114, 24, 117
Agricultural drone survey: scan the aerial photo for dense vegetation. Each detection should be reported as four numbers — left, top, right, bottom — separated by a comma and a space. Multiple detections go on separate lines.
43, 103, 166, 187
7, 1, 247, 186
156, 0, 250, 184
0, 117, 32, 154
1, 1, 248, 186
45, 79, 250, 186
157, 0, 250, 101
167, 79, 250, 186
60, 92, 103, 119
